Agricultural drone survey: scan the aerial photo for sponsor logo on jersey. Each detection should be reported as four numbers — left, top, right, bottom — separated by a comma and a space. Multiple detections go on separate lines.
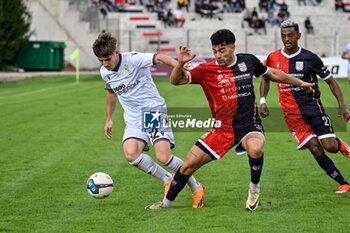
296, 61, 304, 71
113, 80, 141, 95
217, 74, 234, 87
238, 62, 247, 72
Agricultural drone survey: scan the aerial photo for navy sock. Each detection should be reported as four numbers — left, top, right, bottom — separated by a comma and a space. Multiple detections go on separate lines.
248, 154, 264, 184
315, 153, 349, 185
166, 170, 190, 201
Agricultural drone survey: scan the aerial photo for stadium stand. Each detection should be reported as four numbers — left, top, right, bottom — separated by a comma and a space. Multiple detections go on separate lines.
28, 0, 350, 69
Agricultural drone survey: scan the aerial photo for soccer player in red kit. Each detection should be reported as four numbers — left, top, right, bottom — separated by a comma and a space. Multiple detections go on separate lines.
146, 29, 314, 211
260, 20, 350, 193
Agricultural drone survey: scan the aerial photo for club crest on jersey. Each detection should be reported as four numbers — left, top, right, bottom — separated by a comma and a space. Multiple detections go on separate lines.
238, 62, 247, 72
124, 64, 130, 73
295, 61, 304, 71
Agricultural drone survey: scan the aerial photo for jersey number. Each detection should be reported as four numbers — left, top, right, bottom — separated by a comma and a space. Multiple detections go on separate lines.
322, 116, 331, 127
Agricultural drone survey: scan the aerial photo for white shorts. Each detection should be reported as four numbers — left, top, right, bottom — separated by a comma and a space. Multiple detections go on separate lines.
122, 125, 175, 147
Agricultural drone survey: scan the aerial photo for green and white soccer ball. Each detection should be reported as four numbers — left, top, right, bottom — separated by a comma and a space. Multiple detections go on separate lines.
86, 172, 114, 199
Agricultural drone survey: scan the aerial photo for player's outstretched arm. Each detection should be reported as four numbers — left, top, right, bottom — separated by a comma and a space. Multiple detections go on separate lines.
325, 77, 350, 123
170, 46, 196, 85
259, 78, 271, 118
104, 90, 117, 139
263, 68, 315, 88
154, 54, 178, 68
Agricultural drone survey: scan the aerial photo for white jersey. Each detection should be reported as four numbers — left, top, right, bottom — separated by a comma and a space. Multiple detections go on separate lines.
100, 51, 167, 127
344, 42, 350, 78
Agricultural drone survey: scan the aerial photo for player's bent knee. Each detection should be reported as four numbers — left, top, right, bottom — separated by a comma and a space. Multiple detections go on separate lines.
179, 164, 195, 176
123, 147, 143, 162
156, 152, 171, 165
323, 144, 339, 153
247, 148, 263, 158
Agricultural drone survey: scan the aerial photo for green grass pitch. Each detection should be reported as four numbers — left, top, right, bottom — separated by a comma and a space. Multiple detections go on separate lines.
0, 75, 349, 233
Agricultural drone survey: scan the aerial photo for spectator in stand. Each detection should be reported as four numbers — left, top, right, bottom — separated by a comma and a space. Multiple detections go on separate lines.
259, 0, 268, 12
166, 8, 174, 27
238, 0, 246, 10
177, 0, 190, 12
221, 0, 232, 13
304, 16, 314, 34
278, 1, 289, 18
173, 8, 186, 27
230, 0, 242, 12
308, 0, 319, 6
335, 0, 345, 11
298, 0, 306, 6
267, 10, 281, 28
251, 7, 258, 18
199, 0, 212, 17
268, 0, 277, 11
241, 8, 251, 28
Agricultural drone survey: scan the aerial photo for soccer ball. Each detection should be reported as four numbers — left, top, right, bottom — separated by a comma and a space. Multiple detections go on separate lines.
86, 172, 114, 199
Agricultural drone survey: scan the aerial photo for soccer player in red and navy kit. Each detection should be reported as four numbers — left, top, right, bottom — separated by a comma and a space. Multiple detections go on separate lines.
146, 29, 313, 211
260, 20, 350, 193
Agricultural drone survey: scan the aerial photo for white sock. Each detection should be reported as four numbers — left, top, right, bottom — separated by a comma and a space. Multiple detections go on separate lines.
163, 198, 173, 207
165, 154, 200, 192
130, 153, 172, 182
249, 182, 260, 190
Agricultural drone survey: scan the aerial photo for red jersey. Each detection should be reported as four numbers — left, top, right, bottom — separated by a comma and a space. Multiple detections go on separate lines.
266, 48, 331, 117
189, 53, 268, 132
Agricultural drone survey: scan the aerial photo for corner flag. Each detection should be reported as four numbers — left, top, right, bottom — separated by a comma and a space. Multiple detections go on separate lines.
70, 48, 79, 84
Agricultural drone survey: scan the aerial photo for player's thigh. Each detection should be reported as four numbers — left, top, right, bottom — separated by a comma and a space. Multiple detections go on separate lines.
305, 137, 324, 156
319, 137, 338, 153
307, 114, 335, 136
122, 125, 149, 161
181, 145, 213, 176
153, 139, 173, 164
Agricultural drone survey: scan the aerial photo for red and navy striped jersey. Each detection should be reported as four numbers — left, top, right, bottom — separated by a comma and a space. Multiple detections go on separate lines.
189, 53, 268, 131
266, 48, 331, 116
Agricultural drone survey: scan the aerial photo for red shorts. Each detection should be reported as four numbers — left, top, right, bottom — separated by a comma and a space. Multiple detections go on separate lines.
195, 124, 264, 159
284, 113, 335, 149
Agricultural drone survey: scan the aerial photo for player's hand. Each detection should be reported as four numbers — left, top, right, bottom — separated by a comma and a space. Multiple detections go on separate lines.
338, 106, 350, 123
260, 103, 270, 118
104, 120, 113, 139
178, 46, 196, 64
299, 81, 315, 88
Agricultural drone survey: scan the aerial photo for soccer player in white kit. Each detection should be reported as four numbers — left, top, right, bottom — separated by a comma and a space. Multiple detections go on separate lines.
341, 42, 350, 90
92, 32, 205, 207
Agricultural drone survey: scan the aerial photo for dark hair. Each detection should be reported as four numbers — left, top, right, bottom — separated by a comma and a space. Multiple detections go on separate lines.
92, 32, 117, 57
280, 20, 299, 33
210, 29, 236, 46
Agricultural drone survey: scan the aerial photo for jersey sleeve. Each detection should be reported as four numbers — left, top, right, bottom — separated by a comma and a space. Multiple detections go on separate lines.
100, 67, 113, 90
251, 55, 268, 78
129, 52, 154, 68
189, 63, 205, 84
311, 54, 331, 80
265, 54, 272, 67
